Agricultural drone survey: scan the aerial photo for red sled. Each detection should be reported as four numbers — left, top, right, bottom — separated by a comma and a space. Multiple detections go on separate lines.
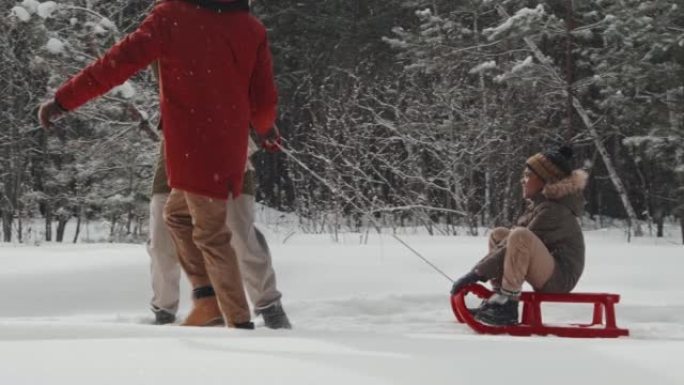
451, 284, 629, 338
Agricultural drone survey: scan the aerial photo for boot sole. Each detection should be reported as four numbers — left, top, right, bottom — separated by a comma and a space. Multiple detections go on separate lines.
181, 317, 225, 327
475, 315, 518, 326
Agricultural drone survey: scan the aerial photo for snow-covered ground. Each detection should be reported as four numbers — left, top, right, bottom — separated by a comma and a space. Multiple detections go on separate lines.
0, 228, 683, 385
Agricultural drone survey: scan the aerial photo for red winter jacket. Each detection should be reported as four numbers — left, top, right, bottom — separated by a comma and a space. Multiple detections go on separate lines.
55, 0, 277, 199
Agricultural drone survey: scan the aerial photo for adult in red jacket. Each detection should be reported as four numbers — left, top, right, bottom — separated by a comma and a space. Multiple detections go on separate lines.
38, 0, 279, 329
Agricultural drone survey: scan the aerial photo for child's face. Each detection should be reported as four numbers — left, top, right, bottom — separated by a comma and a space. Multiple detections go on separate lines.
521, 168, 545, 199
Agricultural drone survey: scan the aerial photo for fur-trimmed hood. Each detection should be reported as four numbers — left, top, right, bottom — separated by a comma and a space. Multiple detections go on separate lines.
534, 169, 588, 217
542, 170, 588, 200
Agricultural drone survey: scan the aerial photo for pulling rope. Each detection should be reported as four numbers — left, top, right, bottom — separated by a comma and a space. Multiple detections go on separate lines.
275, 142, 454, 283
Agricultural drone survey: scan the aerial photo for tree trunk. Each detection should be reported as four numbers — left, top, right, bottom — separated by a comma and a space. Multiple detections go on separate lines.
495, 5, 642, 238
652, 207, 663, 238
564, 0, 576, 139
484, 170, 491, 227
667, 88, 682, 130
667, 88, 683, 244
73, 207, 82, 244
502, 171, 513, 226
445, 185, 454, 234
110, 215, 117, 240
17, 213, 22, 243
656, 218, 664, 238
576, 100, 642, 237
597, 188, 604, 228
56, 218, 68, 243
2, 210, 11, 242
424, 214, 434, 236
126, 209, 133, 235
475, 9, 488, 231
44, 205, 52, 242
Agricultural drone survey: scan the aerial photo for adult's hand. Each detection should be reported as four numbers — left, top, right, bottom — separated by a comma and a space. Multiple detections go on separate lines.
38, 99, 67, 129
260, 125, 282, 153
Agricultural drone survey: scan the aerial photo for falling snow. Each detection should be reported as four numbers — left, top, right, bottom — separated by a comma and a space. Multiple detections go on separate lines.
37, 1, 58, 19
45, 38, 65, 54
11, 6, 31, 22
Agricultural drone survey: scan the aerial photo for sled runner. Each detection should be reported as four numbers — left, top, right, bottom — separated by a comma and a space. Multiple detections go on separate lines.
451, 284, 629, 338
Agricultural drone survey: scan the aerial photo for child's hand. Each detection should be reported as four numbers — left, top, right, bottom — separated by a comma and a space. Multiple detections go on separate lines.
450, 271, 484, 295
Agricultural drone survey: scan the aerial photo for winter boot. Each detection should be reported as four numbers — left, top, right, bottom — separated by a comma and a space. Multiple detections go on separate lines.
234, 321, 255, 330
257, 301, 292, 329
467, 299, 487, 318
152, 306, 176, 325
475, 292, 519, 326
181, 286, 224, 326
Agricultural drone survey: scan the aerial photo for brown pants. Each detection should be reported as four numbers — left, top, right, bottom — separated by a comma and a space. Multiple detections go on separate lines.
163, 188, 250, 325
489, 227, 555, 293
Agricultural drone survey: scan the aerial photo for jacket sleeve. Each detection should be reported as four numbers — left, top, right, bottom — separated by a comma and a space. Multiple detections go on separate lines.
249, 34, 278, 135
55, 9, 164, 111
526, 203, 557, 244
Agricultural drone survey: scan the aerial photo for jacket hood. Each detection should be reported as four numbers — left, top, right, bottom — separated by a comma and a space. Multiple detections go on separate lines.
540, 169, 588, 217
181, 0, 250, 12
542, 170, 588, 200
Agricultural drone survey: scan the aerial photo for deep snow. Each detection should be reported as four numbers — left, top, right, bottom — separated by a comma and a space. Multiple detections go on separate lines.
0, 227, 683, 385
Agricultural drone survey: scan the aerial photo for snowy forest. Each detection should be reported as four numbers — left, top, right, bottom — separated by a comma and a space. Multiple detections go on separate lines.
1, 0, 683, 243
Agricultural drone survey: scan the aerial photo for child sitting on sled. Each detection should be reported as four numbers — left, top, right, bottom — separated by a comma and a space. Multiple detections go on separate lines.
450, 145, 588, 326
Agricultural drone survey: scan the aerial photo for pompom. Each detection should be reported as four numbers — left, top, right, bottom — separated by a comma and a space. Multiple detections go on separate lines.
558, 145, 573, 160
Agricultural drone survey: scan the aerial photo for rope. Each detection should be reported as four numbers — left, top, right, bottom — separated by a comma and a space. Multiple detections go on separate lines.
276, 142, 454, 283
